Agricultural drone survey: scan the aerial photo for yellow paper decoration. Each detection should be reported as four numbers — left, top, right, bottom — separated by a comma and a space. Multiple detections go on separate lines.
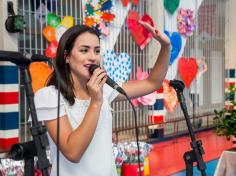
61, 16, 74, 29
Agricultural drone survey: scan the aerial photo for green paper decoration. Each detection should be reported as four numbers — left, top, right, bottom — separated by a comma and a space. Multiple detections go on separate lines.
47, 13, 61, 28
164, 0, 180, 15
86, 4, 94, 15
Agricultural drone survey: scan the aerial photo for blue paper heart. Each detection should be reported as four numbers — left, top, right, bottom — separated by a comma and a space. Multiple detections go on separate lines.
164, 30, 182, 65
102, 50, 132, 83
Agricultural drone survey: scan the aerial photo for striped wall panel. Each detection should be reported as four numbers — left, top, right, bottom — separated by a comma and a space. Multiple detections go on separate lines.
0, 65, 19, 151
148, 87, 165, 128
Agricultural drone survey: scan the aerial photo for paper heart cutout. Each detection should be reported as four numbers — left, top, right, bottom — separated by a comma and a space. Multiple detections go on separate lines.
127, 10, 154, 50
102, 50, 132, 83
163, 80, 178, 112
164, 0, 180, 14
45, 41, 58, 58
122, 0, 139, 7
164, 30, 182, 65
131, 66, 156, 107
178, 57, 198, 88
29, 62, 53, 93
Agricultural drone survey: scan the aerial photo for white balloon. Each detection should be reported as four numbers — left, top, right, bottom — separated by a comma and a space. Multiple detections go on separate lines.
55, 25, 67, 42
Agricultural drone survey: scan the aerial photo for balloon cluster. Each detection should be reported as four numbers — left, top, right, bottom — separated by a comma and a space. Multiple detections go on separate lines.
177, 8, 196, 37
84, 0, 115, 37
43, 13, 74, 58
113, 142, 152, 166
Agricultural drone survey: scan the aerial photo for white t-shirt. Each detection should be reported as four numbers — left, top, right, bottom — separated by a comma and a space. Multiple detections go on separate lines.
34, 85, 119, 176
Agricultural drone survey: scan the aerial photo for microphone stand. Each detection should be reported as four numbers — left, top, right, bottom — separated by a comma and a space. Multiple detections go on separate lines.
0, 51, 50, 176
169, 80, 206, 176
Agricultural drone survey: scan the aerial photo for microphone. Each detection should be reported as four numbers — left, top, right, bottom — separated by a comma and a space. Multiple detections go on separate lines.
0, 50, 49, 66
89, 64, 126, 95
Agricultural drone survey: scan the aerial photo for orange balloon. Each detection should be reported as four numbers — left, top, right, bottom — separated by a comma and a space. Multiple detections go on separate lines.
43, 26, 56, 42
29, 62, 53, 93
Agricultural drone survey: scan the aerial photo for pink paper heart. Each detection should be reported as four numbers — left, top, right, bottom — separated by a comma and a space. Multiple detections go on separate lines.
131, 66, 156, 107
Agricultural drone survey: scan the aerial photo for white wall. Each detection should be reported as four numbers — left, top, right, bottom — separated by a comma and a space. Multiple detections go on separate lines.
225, 0, 236, 69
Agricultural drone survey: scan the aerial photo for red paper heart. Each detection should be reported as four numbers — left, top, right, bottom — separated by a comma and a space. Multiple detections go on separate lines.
178, 57, 198, 88
163, 80, 178, 112
127, 10, 154, 50
122, 0, 139, 7
45, 41, 58, 58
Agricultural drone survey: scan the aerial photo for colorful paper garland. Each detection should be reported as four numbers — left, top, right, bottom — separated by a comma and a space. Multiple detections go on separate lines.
84, 0, 115, 37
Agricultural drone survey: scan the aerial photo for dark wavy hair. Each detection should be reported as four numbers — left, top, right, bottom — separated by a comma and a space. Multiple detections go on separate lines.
46, 25, 100, 105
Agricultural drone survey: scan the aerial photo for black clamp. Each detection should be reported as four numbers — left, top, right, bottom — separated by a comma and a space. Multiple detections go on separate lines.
5, 1, 25, 33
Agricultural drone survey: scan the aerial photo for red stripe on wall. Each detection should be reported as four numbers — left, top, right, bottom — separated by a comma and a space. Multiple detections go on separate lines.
0, 137, 19, 151
0, 92, 19, 104
149, 115, 164, 124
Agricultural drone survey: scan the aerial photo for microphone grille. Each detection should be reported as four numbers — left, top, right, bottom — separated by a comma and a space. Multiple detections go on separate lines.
88, 64, 100, 74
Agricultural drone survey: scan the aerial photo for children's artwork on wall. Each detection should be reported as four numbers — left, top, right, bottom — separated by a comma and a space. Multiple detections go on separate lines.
163, 80, 178, 112
164, 30, 182, 65
131, 67, 157, 107
102, 50, 132, 83
42, 14, 74, 58
127, 10, 154, 50
177, 8, 196, 37
29, 62, 52, 93
164, 0, 180, 15
121, 0, 139, 7
84, 0, 115, 37
178, 57, 198, 88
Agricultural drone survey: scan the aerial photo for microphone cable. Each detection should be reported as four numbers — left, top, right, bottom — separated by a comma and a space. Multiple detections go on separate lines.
48, 59, 61, 176
120, 91, 142, 176
32, 56, 61, 176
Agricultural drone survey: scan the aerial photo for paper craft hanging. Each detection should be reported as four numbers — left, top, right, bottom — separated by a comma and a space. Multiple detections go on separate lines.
131, 66, 156, 107
45, 41, 58, 58
102, 50, 132, 83
127, 10, 154, 50
163, 80, 178, 112
43, 26, 56, 42
29, 62, 53, 93
164, 0, 179, 15
42, 14, 74, 58
178, 57, 198, 88
164, 30, 182, 65
84, 0, 115, 37
121, 0, 139, 7
177, 8, 196, 37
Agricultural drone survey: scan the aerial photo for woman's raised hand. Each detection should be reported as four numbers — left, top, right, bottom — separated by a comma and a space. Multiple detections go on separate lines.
138, 20, 171, 47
